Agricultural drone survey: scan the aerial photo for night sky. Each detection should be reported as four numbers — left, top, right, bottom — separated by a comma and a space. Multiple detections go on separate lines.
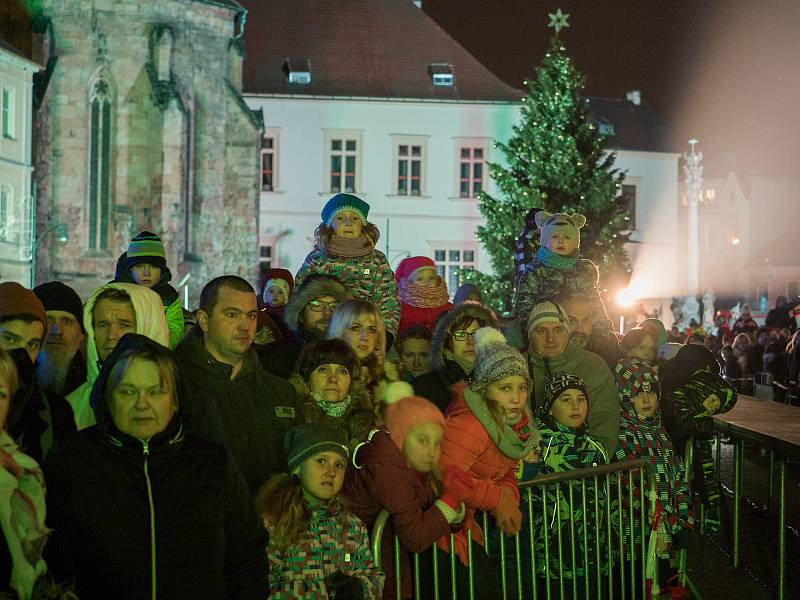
423, 0, 800, 176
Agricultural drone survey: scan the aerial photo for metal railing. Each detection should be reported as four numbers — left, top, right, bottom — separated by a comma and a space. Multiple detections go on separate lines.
370, 459, 684, 600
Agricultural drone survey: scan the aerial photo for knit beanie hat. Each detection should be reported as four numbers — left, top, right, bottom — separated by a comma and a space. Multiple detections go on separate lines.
672, 344, 719, 377
0, 282, 47, 329
615, 359, 660, 402
471, 327, 530, 392
541, 371, 588, 418
535, 211, 587, 249
382, 381, 446, 450
124, 231, 167, 271
685, 370, 735, 413
33, 281, 84, 330
260, 268, 294, 300
294, 338, 359, 382
321, 193, 370, 227
285, 422, 349, 472
453, 283, 480, 305
395, 256, 437, 284
526, 301, 571, 338
639, 318, 668, 347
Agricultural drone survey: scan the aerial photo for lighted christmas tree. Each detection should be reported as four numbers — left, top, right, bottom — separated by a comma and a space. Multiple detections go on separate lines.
467, 13, 630, 314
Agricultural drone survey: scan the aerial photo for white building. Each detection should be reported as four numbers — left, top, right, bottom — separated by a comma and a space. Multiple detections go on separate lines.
0, 35, 40, 285
242, 0, 679, 318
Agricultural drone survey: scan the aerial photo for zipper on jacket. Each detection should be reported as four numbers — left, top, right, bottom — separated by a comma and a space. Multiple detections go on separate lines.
142, 440, 157, 600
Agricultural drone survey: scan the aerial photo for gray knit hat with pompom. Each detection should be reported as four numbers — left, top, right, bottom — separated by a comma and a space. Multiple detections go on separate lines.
470, 327, 531, 392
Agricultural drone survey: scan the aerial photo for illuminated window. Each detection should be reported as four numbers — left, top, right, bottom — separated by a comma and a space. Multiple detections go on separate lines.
393, 136, 427, 196
456, 142, 487, 198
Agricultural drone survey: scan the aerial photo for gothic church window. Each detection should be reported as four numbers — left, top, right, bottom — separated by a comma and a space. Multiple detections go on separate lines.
88, 75, 113, 250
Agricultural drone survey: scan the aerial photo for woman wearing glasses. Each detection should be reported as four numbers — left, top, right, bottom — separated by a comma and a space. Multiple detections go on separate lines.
412, 301, 499, 413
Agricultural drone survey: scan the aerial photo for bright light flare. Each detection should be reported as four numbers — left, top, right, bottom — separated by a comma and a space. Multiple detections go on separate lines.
616, 288, 637, 308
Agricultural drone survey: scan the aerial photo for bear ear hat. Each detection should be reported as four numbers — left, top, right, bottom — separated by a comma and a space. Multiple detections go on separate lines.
534, 210, 552, 229
570, 213, 587, 228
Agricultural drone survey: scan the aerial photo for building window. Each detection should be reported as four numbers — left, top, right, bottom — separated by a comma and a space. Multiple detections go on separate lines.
261, 130, 279, 191
1, 87, 15, 139
258, 245, 273, 282
620, 183, 637, 231
88, 76, 114, 250
324, 131, 361, 194
0, 185, 12, 242
433, 246, 477, 294
457, 144, 486, 198
392, 136, 427, 196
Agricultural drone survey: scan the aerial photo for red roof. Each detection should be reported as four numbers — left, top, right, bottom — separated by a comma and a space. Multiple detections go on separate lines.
239, 0, 523, 102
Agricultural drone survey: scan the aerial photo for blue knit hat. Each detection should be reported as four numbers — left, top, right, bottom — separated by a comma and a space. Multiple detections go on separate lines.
321, 193, 370, 227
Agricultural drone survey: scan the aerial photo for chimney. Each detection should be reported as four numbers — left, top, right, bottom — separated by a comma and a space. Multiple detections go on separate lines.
626, 90, 641, 106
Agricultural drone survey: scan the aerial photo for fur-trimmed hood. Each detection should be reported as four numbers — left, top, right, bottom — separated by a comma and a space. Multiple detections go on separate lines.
283, 274, 352, 335
429, 301, 498, 371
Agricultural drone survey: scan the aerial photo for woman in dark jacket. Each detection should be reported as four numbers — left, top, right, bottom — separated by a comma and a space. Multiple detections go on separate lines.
412, 301, 499, 412
44, 334, 267, 600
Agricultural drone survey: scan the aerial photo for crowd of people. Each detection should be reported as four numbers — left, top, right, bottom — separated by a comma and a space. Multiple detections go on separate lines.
0, 192, 791, 599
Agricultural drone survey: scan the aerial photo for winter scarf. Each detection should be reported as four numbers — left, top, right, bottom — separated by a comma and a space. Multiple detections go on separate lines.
535, 246, 579, 270
0, 430, 48, 599
326, 234, 373, 258
464, 387, 536, 459
313, 394, 353, 418
397, 278, 450, 308
538, 418, 607, 471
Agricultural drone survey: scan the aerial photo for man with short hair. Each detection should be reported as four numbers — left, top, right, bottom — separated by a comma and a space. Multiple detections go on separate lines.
34, 281, 87, 396
258, 274, 352, 378
395, 324, 433, 380
67, 282, 169, 429
176, 275, 303, 493
559, 294, 621, 368
0, 282, 47, 363
526, 301, 620, 456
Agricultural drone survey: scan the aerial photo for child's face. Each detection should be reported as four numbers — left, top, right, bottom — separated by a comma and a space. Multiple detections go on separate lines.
264, 285, 287, 307
331, 210, 363, 238
0, 375, 11, 431
342, 314, 379, 359
632, 391, 659, 418
485, 375, 529, 421
299, 450, 347, 503
403, 422, 443, 474
627, 334, 657, 364
549, 388, 588, 428
703, 394, 721, 415
545, 232, 576, 256
308, 363, 351, 402
129, 263, 162, 288
413, 268, 438, 287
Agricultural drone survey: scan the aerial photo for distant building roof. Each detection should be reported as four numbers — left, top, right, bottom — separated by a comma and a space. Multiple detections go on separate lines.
587, 97, 672, 153
239, 0, 523, 102
0, 33, 41, 70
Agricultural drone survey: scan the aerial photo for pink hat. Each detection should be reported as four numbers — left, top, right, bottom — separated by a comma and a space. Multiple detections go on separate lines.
395, 256, 436, 284
382, 381, 446, 449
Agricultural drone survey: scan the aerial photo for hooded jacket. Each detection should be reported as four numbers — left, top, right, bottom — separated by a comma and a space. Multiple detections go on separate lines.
259, 275, 352, 379
66, 282, 169, 430
528, 342, 620, 457
114, 252, 184, 350
341, 428, 454, 600
44, 335, 268, 600
175, 327, 303, 493
412, 301, 498, 412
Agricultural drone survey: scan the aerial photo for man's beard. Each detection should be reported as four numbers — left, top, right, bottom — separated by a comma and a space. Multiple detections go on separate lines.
570, 332, 589, 349
36, 346, 75, 395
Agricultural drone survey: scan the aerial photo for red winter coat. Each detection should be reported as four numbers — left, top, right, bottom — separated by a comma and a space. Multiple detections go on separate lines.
398, 301, 453, 336
439, 383, 524, 562
341, 428, 454, 600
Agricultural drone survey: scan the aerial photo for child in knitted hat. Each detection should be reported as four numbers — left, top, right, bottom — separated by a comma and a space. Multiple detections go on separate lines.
514, 211, 611, 338
114, 231, 183, 350
438, 327, 538, 596
256, 422, 384, 599
614, 359, 695, 586
259, 267, 293, 339
395, 256, 452, 336
295, 193, 400, 344
342, 381, 474, 600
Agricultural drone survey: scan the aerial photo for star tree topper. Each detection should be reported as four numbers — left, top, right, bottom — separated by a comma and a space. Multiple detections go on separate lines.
548, 8, 570, 34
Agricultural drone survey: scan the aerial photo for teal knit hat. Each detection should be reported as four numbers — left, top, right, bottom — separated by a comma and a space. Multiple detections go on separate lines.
125, 231, 167, 270
321, 193, 370, 227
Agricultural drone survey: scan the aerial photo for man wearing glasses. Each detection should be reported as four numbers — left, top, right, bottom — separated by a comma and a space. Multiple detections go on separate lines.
258, 274, 352, 378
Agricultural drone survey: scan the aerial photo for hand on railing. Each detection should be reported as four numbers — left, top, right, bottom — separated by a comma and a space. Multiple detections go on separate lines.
440, 466, 473, 509
491, 487, 522, 535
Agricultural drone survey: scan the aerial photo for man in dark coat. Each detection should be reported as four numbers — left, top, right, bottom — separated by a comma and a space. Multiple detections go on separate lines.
176, 275, 303, 493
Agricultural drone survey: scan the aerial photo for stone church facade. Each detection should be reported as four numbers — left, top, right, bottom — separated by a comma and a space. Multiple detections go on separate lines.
31, 0, 262, 301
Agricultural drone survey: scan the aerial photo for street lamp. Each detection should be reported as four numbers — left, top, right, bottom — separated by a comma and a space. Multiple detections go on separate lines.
30, 222, 69, 287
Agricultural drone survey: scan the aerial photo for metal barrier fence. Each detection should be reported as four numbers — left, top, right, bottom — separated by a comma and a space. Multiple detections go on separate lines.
370, 459, 684, 600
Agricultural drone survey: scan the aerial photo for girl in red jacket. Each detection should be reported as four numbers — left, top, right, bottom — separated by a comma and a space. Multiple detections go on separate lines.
341, 381, 471, 600
395, 256, 453, 336
439, 327, 540, 599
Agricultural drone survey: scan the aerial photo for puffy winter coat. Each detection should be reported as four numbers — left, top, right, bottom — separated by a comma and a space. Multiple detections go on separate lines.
342, 428, 454, 600
398, 301, 452, 337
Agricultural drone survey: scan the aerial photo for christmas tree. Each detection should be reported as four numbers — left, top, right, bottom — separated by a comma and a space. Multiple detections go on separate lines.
467, 16, 630, 315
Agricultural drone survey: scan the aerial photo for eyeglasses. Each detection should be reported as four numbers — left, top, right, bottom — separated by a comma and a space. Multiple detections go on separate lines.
452, 329, 478, 341
308, 299, 341, 313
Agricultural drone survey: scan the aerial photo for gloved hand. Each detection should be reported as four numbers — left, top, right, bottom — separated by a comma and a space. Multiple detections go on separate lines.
491, 487, 522, 535
440, 465, 474, 509
324, 570, 364, 600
